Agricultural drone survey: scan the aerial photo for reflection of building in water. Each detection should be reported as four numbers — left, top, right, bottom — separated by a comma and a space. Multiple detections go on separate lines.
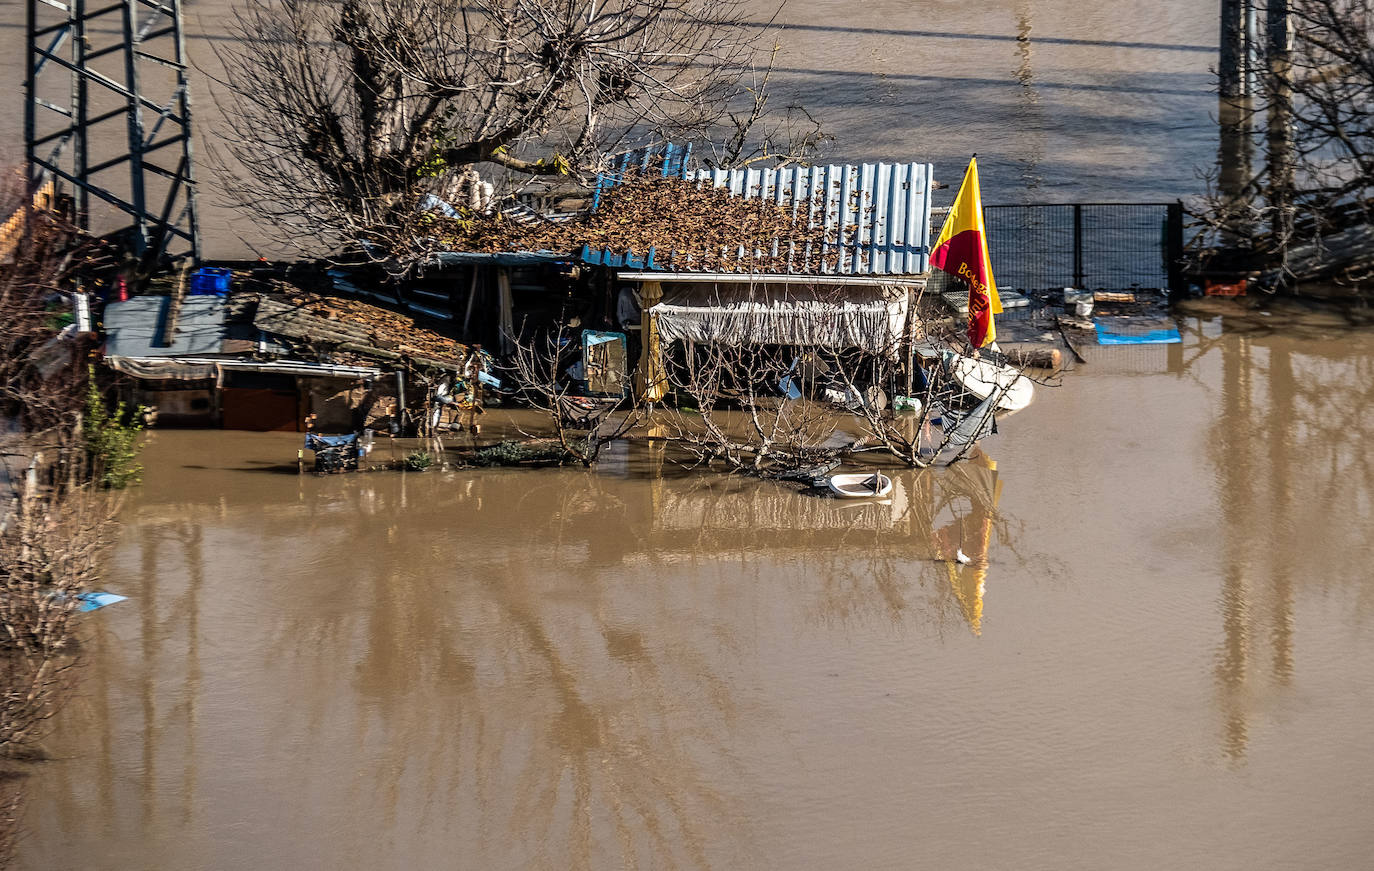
1205, 320, 1374, 761
645, 449, 1004, 635
35, 431, 1020, 867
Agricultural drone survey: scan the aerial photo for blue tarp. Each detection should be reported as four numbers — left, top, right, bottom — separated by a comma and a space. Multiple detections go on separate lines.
306, 433, 358, 451
1095, 317, 1181, 345
581, 330, 627, 397
583, 330, 625, 347
76, 592, 127, 612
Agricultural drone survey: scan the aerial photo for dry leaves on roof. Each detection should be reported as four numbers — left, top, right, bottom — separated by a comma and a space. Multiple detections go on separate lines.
255, 285, 469, 368
425, 174, 837, 273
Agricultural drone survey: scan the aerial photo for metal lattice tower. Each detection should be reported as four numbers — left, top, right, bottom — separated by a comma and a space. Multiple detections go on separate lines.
24, 0, 201, 271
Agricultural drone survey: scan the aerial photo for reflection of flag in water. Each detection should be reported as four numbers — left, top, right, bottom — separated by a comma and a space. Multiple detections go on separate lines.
931, 157, 1002, 348
932, 454, 1002, 635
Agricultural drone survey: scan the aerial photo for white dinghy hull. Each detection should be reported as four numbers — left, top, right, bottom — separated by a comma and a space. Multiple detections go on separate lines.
943, 350, 1035, 414
827, 472, 894, 499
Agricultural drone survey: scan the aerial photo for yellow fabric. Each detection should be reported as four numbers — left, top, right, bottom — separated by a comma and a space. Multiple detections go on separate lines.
932, 158, 1003, 343
635, 281, 668, 402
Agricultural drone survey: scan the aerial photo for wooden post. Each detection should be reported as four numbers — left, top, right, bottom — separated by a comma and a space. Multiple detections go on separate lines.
158, 260, 191, 347
496, 267, 515, 357
23, 452, 40, 504
902, 283, 918, 401
462, 265, 480, 339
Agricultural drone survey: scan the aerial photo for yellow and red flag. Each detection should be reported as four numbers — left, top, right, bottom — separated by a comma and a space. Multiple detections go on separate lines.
931, 157, 1002, 348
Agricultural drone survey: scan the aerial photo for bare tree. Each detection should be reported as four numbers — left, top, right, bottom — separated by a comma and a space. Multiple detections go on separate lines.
641, 277, 1016, 474
830, 323, 1031, 468
644, 285, 1024, 474
213, 0, 800, 264
708, 45, 831, 169
1200, 0, 1374, 285
658, 339, 844, 475
505, 326, 643, 466
0, 175, 122, 867
0, 488, 109, 753
0, 176, 98, 449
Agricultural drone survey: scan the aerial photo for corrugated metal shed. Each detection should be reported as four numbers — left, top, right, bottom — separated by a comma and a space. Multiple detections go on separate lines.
685, 162, 934, 276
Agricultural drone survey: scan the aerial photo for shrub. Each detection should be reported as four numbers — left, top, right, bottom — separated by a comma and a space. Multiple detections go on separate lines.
471, 439, 579, 467
84, 374, 143, 489
404, 450, 433, 471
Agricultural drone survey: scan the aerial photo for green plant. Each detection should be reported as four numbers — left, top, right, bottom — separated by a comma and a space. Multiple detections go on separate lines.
84, 372, 143, 488
471, 439, 577, 467
404, 450, 433, 471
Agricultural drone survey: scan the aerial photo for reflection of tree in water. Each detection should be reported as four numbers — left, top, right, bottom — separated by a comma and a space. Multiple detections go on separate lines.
273, 471, 744, 869
1012, 1, 1045, 197
1201, 323, 1374, 761
41, 442, 1024, 867
46, 519, 207, 843
308, 457, 1024, 864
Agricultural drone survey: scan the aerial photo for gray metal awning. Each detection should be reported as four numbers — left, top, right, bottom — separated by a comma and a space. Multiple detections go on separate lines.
618, 271, 926, 287
429, 251, 570, 267
104, 355, 381, 381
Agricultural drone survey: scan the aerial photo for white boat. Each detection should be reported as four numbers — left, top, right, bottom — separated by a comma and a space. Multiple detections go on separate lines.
827, 472, 893, 499
942, 350, 1035, 414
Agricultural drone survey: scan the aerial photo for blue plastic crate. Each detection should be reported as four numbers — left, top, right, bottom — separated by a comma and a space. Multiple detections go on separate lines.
190, 267, 233, 296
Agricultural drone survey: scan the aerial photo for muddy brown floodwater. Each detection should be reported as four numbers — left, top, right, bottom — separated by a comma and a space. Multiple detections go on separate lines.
12, 307, 1374, 870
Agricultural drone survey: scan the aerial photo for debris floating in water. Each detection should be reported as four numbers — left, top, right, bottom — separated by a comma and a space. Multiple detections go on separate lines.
1094, 317, 1181, 345
75, 592, 128, 612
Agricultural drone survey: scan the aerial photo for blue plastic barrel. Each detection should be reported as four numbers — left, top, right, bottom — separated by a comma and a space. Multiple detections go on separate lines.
190, 267, 234, 296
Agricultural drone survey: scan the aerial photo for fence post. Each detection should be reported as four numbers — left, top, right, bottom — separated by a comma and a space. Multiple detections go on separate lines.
1167, 201, 1185, 296
1072, 204, 1084, 288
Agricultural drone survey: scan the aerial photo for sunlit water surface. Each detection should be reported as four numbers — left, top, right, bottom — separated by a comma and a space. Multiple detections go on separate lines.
15, 309, 1374, 870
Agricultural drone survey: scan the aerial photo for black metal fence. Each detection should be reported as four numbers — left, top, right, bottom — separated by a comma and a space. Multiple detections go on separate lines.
933, 202, 1184, 294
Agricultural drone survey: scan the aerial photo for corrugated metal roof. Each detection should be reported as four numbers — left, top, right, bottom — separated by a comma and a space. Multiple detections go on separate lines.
593, 147, 934, 276
686, 162, 934, 276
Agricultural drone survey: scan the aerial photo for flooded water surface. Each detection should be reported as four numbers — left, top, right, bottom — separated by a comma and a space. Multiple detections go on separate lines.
5, 0, 1374, 865
15, 311, 1374, 869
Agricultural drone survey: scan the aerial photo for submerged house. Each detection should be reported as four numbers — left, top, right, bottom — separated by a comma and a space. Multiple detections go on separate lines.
629, 162, 930, 329
585, 157, 937, 398
402, 149, 940, 400
102, 289, 473, 431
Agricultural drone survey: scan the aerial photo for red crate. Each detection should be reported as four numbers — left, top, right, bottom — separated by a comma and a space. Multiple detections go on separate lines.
1204, 278, 1247, 297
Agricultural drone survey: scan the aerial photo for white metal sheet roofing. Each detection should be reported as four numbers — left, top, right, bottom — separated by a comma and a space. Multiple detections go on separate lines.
685, 162, 934, 276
